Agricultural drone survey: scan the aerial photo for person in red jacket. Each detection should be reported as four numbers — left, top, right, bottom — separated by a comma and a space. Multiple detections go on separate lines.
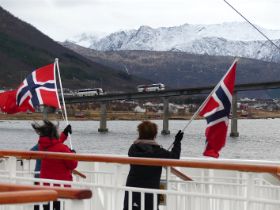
32, 120, 77, 210
30, 125, 71, 180
32, 120, 77, 184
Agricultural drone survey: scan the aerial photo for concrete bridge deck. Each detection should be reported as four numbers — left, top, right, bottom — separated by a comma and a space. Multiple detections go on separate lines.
63, 81, 280, 135
64, 81, 280, 103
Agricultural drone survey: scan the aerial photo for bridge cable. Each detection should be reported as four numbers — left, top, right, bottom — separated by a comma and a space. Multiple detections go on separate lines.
223, 0, 280, 52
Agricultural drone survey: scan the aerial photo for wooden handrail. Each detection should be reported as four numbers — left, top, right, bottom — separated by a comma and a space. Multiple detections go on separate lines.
0, 150, 279, 174
171, 167, 193, 181
0, 190, 57, 204
73, 169, 87, 179
0, 183, 92, 200
271, 173, 280, 181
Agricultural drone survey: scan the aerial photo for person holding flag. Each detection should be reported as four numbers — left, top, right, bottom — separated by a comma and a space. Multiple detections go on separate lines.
123, 121, 184, 210
0, 59, 77, 210
32, 120, 77, 184
32, 120, 76, 210
30, 123, 73, 179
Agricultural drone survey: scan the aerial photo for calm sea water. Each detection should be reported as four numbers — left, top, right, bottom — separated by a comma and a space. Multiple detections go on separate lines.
0, 119, 279, 161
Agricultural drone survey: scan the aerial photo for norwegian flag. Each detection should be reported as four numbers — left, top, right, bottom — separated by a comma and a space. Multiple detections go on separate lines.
199, 60, 237, 158
16, 63, 60, 109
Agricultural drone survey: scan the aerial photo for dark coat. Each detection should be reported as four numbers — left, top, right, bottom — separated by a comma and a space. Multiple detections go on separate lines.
123, 140, 181, 210
38, 133, 77, 184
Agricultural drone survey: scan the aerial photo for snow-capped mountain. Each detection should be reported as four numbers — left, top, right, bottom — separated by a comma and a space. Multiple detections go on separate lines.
68, 22, 280, 63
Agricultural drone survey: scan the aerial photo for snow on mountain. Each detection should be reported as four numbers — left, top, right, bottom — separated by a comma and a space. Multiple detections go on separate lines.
67, 22, 280, 63
174, 38, 280, 62
67, 32, 107, 48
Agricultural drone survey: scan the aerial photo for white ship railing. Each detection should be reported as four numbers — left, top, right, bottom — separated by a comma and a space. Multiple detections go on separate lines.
0, 150, 279, 210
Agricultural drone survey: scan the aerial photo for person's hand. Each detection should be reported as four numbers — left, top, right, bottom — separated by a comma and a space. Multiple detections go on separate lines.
63, 124, 72, 136
174, 130, 184, 143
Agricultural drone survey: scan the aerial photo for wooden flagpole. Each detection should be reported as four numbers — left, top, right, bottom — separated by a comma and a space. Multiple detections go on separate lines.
55, 58, 73, 150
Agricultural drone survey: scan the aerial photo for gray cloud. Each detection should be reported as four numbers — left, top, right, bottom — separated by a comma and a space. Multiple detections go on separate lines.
0, 0, 279, 41
51, 0, 97, 7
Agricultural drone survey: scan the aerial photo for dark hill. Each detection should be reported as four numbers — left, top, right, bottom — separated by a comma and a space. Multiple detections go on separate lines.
0, 6, 150, 91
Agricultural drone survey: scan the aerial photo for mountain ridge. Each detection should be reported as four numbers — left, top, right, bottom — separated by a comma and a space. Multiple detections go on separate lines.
68, 22, 280, 63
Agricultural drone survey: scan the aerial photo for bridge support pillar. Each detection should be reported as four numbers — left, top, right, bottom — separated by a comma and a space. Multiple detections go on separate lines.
161, 97, 170, 135
43, 106, 48, 120
230, 92, 239, 137
98, 102, 108, 133
43, 106, 55, 120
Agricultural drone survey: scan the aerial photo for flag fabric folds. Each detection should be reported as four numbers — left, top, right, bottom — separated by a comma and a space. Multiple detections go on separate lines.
0, 63, 60, 114
0, 90, 34, 114
199, 60, 237, 158
16, 63, 60, 110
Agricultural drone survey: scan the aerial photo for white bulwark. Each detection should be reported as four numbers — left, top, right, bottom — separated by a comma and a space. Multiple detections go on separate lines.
0, 151, 279, 210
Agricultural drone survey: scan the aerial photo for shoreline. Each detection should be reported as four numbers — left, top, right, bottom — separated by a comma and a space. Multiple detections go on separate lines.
1, 110, 280, 121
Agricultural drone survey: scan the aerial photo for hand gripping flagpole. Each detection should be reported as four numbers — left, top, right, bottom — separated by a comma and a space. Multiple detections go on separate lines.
55, 58, 73, 150
168, 58, 239, 150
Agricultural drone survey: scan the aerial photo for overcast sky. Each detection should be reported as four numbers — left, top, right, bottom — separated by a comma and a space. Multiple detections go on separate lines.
0, 0, 279, 41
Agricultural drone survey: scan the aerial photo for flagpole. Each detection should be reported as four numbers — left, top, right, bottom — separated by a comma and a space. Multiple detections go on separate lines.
55, 58, 73, 150
168, 58, 239, 150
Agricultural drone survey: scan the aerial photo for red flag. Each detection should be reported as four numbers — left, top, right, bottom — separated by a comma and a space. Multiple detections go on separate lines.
0, 63, 60, 114
0, 90, 34, 114
16, 63, 60, 109
199, 60, 237, 158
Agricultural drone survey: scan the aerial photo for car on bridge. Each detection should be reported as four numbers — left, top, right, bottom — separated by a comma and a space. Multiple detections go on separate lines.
137, 83, 165, 92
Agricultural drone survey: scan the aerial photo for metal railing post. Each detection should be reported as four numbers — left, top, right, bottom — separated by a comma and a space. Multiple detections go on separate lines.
7, 157, 17, 183
6, 157, 17, 210
22, 159, 31, 179
113, 164, 122, 210
245, 173, 254, 210
166, 166, 171, 209
65, 200, 87, 210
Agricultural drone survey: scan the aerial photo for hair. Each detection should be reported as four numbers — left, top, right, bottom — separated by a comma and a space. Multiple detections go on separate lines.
137, 121, 158, 140
32, 120, 59, 139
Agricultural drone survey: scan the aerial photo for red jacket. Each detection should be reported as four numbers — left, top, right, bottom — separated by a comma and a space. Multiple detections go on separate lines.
38, 133, 78, 183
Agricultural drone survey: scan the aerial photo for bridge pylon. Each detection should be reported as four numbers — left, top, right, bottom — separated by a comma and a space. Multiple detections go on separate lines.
230, 92, 239, 137
98, 102, 108, 133
161, 97, 170, 135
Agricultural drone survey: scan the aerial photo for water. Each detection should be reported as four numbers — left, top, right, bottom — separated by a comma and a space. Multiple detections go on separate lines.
0, 119, 279, 161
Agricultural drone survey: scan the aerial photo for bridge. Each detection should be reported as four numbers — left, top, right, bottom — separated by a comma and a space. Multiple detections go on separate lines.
63, 81, 280, 136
